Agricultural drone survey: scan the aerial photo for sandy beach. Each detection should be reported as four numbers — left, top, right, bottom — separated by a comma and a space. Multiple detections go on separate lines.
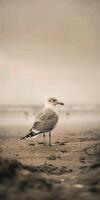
0, 121, 100, 200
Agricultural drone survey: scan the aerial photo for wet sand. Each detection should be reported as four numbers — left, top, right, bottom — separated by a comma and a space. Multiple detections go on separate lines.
0, 124, 100, 200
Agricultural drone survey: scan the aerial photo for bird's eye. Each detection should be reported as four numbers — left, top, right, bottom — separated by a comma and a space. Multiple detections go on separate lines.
53, 99, 56, 102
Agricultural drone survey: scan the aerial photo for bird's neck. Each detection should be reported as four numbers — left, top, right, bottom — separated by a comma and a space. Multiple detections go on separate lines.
44, 103, 58, 114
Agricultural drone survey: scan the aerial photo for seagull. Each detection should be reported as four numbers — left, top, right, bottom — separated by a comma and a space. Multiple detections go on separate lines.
20, 97, 64, 145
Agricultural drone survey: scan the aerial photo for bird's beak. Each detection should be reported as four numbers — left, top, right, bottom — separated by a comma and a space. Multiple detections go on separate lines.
57, 102, 64, 105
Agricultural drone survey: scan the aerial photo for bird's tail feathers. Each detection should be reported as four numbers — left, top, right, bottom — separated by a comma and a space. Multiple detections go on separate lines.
20, 128, 42, 140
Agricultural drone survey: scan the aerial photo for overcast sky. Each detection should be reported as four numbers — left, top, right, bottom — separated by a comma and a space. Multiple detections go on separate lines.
0, 0, 100, 105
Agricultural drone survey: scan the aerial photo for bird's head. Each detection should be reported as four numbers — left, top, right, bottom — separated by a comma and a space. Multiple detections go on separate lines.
45, 97, 64, 108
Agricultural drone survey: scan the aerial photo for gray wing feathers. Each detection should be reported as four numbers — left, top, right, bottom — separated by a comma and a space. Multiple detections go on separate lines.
33, 109, 58, 132
20, 108, 58, 140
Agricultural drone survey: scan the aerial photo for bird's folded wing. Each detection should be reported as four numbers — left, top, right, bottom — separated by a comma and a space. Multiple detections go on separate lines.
32, 109, 58, 132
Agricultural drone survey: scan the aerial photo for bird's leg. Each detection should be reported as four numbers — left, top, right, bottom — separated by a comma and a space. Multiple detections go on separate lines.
43, 133, 46, 145
49, 131, 52, 146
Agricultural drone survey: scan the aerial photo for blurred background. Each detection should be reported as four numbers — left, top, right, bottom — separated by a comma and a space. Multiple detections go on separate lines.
0, 0, 100, 127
